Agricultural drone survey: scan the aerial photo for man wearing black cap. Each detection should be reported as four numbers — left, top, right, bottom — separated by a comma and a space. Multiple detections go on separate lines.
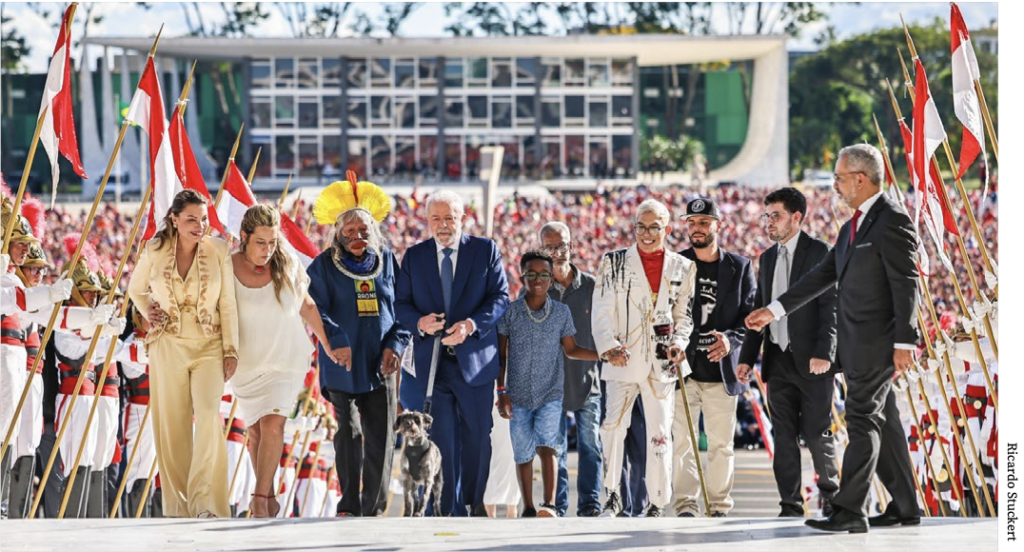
672, 197, 756, 518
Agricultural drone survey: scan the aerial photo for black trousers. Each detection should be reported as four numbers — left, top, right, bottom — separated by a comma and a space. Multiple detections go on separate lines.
35, 424, 65, 518
765, 343, 839, 507
327, 375, 396, 517
832, 360, 918, 517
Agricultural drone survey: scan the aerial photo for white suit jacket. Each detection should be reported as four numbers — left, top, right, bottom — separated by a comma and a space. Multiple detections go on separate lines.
592, 245, 696, 384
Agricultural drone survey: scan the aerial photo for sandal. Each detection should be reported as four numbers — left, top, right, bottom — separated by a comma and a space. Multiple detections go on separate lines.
250, 493, 272, 518
266, 492, 281, 518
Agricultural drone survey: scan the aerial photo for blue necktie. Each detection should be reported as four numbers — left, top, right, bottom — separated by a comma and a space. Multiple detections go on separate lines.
441, 248, 454, 316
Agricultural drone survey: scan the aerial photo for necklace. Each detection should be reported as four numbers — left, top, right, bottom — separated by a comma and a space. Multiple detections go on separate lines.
525, 299, 552, 324
244, 253, 266, 274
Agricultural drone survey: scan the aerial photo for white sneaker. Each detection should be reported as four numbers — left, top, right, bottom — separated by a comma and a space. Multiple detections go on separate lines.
197, 510, 218, 519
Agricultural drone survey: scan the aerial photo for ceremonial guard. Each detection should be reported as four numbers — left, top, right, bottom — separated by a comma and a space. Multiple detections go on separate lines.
115, 305, 160, 517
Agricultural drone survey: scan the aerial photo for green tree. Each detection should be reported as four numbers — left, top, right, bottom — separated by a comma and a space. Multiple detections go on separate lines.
789, 18, 998, 181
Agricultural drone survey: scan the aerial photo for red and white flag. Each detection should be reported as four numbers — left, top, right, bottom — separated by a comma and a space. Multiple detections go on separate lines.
126, 56, 222, 240
38, 4, 87, 203
899, 118, 956, 274
215, 159, 257, 239
950, 4, 988, 192
280, 211, 320, 269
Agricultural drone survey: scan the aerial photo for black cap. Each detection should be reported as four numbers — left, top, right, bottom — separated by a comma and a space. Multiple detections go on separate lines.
682, 198, 721, 220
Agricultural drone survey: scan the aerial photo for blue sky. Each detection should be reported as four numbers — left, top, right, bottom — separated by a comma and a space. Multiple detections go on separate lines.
0, 1, 999, 72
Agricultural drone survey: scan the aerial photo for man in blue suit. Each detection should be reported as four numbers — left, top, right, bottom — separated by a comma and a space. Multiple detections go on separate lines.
395, 190, 510, 517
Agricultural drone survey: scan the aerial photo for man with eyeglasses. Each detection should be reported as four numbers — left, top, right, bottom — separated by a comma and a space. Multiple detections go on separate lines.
592, 198, 696, 518
737, 187, 839, 518
538, 222, 605, 517
674, 197, 756, 518
747, 144, 920, 533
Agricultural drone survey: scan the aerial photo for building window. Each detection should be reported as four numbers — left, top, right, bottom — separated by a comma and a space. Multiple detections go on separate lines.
323, 95, 341, 128
347, 98, 367, 129
323, 57, 341, 87
370, 58, 392, 88
298, 98, 319, 128
565, 95, 585, 127
371, 135, 393, 175
445, 97, 464, 128
445, 136, 462, 178
395, 59, 416, 88
491, 58, 512, 87
515, 95, 534, 128
491, 97, 512, 128
542, 138, 561, 177
588, 139, 609, 177
541, 58, 561, 88
419, 57, 438, 87
612, 135, 632, 176
565, 135, 585, 175
467, 57, 488, 87
395, 136, 416, 174
588, 59, 609, 87
298, 135, 319, 177
515, 58, 535, 88
564, 58, 585, 87
445, 59, 464, 88
467, 95, 488, 123
252, 99, 271, 128
324, 135, 342, 170
419, 95, 439, 126
347, 58, 367, 88
612, 58, 634, 86
589, 99, 608, 127
275, 135, 296, 172
419, 135, 438, 171
347, 138, 367, 176
395, 96, 416, 128
541, 97, 560, 128
250, 139, 272, 177
298, 58, 319, 89
252, 60, 272, 89
275, 96, 296, 128
275, 58, 296, 88
612, 95, 632, 118
370, 96, 391, 127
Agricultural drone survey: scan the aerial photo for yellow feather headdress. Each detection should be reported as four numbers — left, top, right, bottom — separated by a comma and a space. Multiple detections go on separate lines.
313, 170, 391, 225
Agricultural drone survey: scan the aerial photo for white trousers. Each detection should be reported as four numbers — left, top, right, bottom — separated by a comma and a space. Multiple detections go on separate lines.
275, 466, 296, 517
56, 393, 97, 475
91, 396, 119, 468
1, 345, 27, 444
295, 477, 327, 517
123, 402, 158, 487
226, 439, 255, 509
14, 376, 42, 458
600, 378, 676, 508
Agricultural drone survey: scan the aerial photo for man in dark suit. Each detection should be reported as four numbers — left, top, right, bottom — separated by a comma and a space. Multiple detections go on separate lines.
747, 144, 920, 533
395, 190, 510, 517
737, 187, 840, 518
674, 198, 757, 517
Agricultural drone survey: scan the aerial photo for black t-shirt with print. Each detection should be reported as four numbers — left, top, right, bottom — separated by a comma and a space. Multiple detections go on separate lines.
689, 258, 723, 383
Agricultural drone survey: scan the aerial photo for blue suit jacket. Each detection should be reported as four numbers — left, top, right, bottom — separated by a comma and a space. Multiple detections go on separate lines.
395, 233, 510, 390
680, 247, 757, 396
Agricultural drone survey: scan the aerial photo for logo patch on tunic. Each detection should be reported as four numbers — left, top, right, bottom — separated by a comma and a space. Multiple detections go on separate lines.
356, 279, 380, 317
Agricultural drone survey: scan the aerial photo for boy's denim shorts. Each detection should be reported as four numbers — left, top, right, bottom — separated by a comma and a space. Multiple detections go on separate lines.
510, 399, 563, 464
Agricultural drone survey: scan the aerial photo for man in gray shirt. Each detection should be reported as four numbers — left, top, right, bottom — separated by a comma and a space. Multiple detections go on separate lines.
540, 222, 603, 517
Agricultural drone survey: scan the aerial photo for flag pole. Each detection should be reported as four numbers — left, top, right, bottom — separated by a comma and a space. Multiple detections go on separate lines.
247, 147, 262, 185
279, 171, 293, 210
108, 402, 152, 517
23, 24, 165, 518
974, 81, 998, 162
211, 123, 245, 212
913, 373, 970, 517
885, 78, 999, 399
899, 23, 997, 299
901, 375, 949, 517
280, 363, 322, 515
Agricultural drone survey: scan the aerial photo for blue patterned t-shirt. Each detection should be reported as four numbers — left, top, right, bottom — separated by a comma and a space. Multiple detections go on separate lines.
497, 297, 576, 409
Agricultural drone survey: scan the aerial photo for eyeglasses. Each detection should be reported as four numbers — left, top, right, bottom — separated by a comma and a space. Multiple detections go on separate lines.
759, 212, 786, 224
833, 171, 865, 182
633, 224, 665, 236
22, 267, 47, 275
542, 244, 570, 255
524, 271, 553, 282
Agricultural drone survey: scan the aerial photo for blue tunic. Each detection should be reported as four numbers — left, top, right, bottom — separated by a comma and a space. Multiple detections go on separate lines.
307, 248, 411, 394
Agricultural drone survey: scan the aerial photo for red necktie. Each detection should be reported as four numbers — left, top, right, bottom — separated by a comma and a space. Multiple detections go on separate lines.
849, 210, 862, 246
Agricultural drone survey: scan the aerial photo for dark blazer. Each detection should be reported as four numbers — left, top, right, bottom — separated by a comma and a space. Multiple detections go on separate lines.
394, 232, 510, 389
776, 193, 919, 377
738, 231, 838, 382
680, 247, 757, 396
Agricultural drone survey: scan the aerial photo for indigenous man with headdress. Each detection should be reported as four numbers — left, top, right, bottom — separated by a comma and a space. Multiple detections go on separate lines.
307, 173, 411, 517
50, 249, 126, 518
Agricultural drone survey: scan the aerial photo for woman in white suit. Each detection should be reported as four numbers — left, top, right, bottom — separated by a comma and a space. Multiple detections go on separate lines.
591, 198, 696, 518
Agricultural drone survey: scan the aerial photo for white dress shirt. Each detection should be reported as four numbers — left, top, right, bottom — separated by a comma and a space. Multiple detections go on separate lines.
766, 191, 914, 351
429, 231, 477, 335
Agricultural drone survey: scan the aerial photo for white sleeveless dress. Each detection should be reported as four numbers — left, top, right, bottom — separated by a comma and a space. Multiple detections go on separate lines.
233, 262, 315, 423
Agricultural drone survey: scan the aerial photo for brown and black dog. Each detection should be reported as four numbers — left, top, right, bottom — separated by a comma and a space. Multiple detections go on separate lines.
394, 411, 443, 517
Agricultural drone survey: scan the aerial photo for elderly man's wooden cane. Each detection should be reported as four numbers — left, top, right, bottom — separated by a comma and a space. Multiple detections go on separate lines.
676, 371, 712, 516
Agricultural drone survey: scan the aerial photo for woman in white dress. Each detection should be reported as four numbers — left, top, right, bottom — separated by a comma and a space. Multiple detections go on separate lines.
231, 204, 334, 518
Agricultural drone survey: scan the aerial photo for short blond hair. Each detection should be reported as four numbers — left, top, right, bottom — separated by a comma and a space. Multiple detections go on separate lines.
635, 198, 671, 225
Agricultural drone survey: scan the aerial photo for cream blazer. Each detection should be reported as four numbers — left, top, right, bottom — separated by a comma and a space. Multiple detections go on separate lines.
128, 235, 239, 359
591, 245, 696, 384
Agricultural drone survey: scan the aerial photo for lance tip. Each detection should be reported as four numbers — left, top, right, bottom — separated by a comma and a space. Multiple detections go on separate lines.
149, 24, 165, 58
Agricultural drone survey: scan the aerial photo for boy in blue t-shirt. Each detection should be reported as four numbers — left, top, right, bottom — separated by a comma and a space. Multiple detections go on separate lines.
497, 251, 598, 518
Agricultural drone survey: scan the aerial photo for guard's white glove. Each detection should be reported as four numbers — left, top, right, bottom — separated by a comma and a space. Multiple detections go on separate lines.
49, 278, 74, 303
90, 304, 116, 327
100, 316, 127, 337
1, 253, 9, 275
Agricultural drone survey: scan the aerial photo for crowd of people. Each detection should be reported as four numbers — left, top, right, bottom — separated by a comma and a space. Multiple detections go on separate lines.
1, 147, 998, 526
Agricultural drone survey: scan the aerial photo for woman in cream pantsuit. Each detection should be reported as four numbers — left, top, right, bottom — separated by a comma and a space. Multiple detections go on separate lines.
128, 190, 239, 519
